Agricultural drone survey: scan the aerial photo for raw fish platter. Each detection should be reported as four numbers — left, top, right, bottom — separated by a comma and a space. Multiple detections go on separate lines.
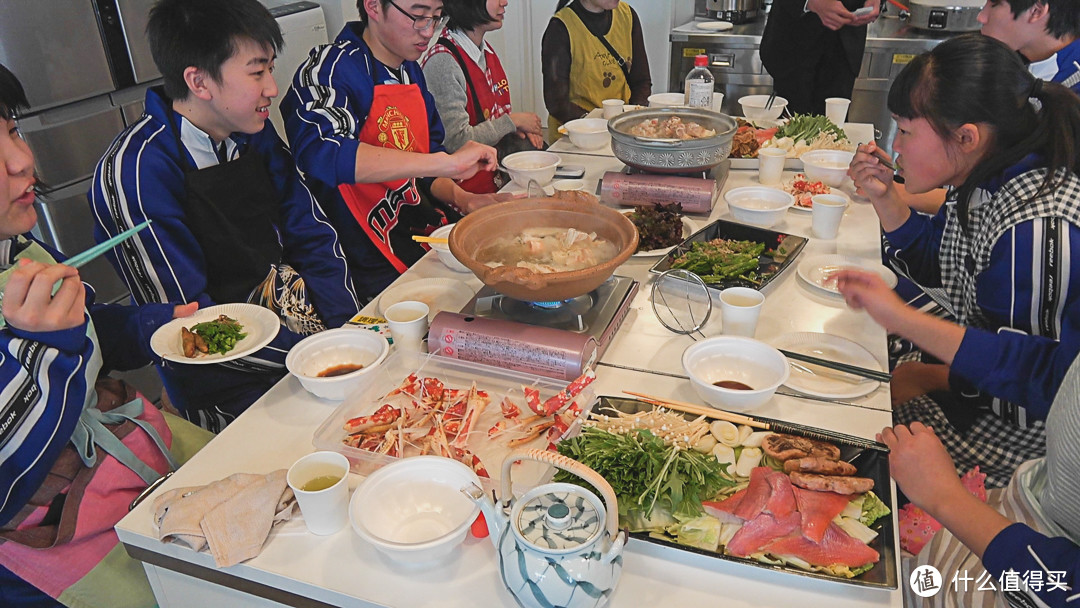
554, 397, 897, 589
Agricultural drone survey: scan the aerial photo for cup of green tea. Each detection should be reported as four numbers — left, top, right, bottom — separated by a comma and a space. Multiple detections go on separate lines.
287, 451, 351, 535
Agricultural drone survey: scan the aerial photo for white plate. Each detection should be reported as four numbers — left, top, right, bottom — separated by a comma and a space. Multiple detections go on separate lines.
151, 303, 281, 365
797, 254, 898, 296
787, 187, 848, 213
621, 209, 697, 257
696, 20, 734, 31
377, 278, 476, 322
772, 332, 884, 399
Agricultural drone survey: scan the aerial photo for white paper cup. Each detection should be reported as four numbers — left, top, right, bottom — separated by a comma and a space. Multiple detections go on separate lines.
757, 148, 787, 186
287, 451, 350, 536
811, 193, 848, 239
711, 92, 725, 113
553, 179, 586, 192
825, 98, 851, 127
385, 301, 430, 352
602, 99, 625, 118
719, 287, 765, 337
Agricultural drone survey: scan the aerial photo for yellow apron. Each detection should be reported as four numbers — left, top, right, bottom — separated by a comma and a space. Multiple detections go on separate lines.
549, 2, 634, 141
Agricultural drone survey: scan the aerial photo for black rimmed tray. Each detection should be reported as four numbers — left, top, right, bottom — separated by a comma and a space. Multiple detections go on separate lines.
589, 397, 898, 590
648, 219, 808, 291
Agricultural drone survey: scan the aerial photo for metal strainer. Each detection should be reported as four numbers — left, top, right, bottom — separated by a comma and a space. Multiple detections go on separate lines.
650, 268, 713, 340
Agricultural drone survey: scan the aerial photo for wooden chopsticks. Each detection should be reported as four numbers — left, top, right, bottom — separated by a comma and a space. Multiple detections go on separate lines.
623, 391, 769, 429
412, 235, 448, 244
777, 349, 892, 383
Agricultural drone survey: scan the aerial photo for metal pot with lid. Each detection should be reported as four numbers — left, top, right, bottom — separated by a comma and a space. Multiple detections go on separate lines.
608, 107, 737, 174
903, 0, 982, 32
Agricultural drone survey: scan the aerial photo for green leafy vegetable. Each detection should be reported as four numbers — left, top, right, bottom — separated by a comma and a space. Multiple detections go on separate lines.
664, 514, 722, 552
776, 114, 848, 144
189, 315, 247, 355
858, 490, 891, 527
555, 427, 735, 520
628, 203, 684, 252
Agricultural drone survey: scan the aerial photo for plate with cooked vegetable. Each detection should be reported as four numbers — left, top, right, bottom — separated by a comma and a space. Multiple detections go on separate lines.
555, 397, 897, 589
151, 303, 280, 365
620, 205, 697, 257
649, 219, 807, 291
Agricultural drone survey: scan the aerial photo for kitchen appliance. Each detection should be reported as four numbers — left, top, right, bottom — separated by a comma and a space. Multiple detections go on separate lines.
464, 448, 626, 608
703, 0, 765, 24
457, 275, 638, 364
906, 0, 983, 32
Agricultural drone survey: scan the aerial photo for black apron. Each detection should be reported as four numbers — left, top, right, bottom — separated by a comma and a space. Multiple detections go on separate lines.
169, 117, 283, 304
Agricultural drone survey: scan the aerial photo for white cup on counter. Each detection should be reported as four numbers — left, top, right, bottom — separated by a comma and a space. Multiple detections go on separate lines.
719, 287, 765, 337
602, 99, 625, 118
711, 92, 725, 113
757, 147, 787, 186
385, 301, 430, 352
811, 193, 849, 239
825, 97, 851, 127
287, 451, 351, 536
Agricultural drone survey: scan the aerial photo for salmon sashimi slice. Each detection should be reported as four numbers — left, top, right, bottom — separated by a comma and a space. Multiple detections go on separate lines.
761, 522, 880, 568
793, 486, 852, 544
726, 511, 802, 557
733, 467, 773, 520
764, 470, 797, 518
703, 489, 748, 523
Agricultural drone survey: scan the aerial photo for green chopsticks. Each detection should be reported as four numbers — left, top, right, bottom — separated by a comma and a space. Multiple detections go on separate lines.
64, 220, 152, 269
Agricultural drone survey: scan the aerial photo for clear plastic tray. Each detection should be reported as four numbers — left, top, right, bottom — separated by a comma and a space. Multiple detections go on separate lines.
312, 350, 596, 489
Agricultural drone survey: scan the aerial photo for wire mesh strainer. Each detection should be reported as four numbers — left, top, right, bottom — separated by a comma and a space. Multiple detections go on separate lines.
650, 268, 713, 340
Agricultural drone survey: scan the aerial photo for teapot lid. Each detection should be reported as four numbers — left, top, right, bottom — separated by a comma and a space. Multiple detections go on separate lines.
511, 483, 604, 554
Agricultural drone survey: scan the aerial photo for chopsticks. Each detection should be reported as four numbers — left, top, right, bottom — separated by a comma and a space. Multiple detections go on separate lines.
64, 220, 152, 269
623, 391, 889, 452
412, 235, 448, 244
778, 349, 892, 383
765, 91, 777, 110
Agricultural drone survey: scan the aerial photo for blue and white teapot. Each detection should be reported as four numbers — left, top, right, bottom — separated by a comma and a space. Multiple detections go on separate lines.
464, 448, 626, 608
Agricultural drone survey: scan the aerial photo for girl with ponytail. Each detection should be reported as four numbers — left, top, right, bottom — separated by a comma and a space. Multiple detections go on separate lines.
844, 33, 1080, 489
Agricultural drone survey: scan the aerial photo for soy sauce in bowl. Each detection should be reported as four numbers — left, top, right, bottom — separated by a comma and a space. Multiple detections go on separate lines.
713, 380, 753, 390
318, 363, 365, 378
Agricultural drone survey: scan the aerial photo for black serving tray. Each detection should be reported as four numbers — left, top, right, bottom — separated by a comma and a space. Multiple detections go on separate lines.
648, 218, 808, 291
593, 397, 898, 590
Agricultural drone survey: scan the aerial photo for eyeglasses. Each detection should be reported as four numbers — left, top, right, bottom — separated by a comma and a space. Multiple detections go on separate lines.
386, 0, 443, 31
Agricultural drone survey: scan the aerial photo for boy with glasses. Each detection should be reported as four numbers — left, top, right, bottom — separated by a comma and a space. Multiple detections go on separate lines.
282, 0, 509, 298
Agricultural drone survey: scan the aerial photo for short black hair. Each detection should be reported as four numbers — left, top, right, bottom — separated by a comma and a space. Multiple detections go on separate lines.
990, 0, 1080, 39
0, 63, 29, 121
148, 0, 284, 101
357, 0, 393, 24
443, 0, 495, 32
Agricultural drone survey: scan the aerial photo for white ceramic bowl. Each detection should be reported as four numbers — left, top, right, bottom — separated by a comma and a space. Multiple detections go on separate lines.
350, 456, 481, 564
552, 179, 586, 192
800, 150, 855, 187
647, 92, 687, 108
426, 224, 469, 273
562, 118, 610, 150
724, 186, 795, 227
502, 150, 560, 188
682, 336, 790, 411
285, 328, 390, 401
739, 95, 788, 121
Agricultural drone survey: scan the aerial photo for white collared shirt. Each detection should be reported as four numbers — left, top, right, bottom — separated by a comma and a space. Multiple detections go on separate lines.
447, 28, 488, 72
178, 117, 237, 169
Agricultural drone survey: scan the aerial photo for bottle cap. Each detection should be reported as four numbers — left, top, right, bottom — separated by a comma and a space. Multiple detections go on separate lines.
694, 55, 708, 67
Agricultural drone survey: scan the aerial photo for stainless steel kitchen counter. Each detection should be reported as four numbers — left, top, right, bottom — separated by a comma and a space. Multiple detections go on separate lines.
671, 14, 953, 52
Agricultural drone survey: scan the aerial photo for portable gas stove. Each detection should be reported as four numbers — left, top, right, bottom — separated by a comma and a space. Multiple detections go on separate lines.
459, 275, 638, 359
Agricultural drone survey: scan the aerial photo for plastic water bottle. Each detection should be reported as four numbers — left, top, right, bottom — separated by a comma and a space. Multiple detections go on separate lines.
684, 55, 714, 108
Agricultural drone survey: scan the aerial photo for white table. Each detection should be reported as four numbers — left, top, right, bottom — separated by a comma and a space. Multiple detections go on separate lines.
116, 127, 903, 608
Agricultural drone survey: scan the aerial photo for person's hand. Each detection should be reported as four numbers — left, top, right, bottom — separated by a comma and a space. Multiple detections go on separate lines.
2, 259, 86, 332
848, 142, 895, 200
525, 132, 545, 150
510, 112, 542, 136
806, 0, 856, 30
172, 302, 199, 319
890, 361, 949, 407
878, 422, 965, 513
835, 269, 908, 330
442, 141, 498, 180
850, 0, 880, 26
456, 191, 517, 214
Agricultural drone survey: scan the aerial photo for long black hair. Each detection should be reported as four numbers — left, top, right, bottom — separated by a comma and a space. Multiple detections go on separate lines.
888, 33, 1080, 230
0, 63, 29, 121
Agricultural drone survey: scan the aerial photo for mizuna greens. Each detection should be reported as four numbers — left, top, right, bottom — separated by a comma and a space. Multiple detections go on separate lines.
775, 114, 848, 144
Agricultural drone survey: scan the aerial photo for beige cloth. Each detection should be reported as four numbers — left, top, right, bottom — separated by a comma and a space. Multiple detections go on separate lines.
151, 470, 296, 567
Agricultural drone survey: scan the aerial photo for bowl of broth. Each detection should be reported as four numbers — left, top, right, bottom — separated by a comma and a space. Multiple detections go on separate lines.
448, 197, 638, 302
681, 336, 789, 411
286, 328, 391, 401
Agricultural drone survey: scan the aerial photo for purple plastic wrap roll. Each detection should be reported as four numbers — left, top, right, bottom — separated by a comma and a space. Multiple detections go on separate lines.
599, 171, 716, 213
